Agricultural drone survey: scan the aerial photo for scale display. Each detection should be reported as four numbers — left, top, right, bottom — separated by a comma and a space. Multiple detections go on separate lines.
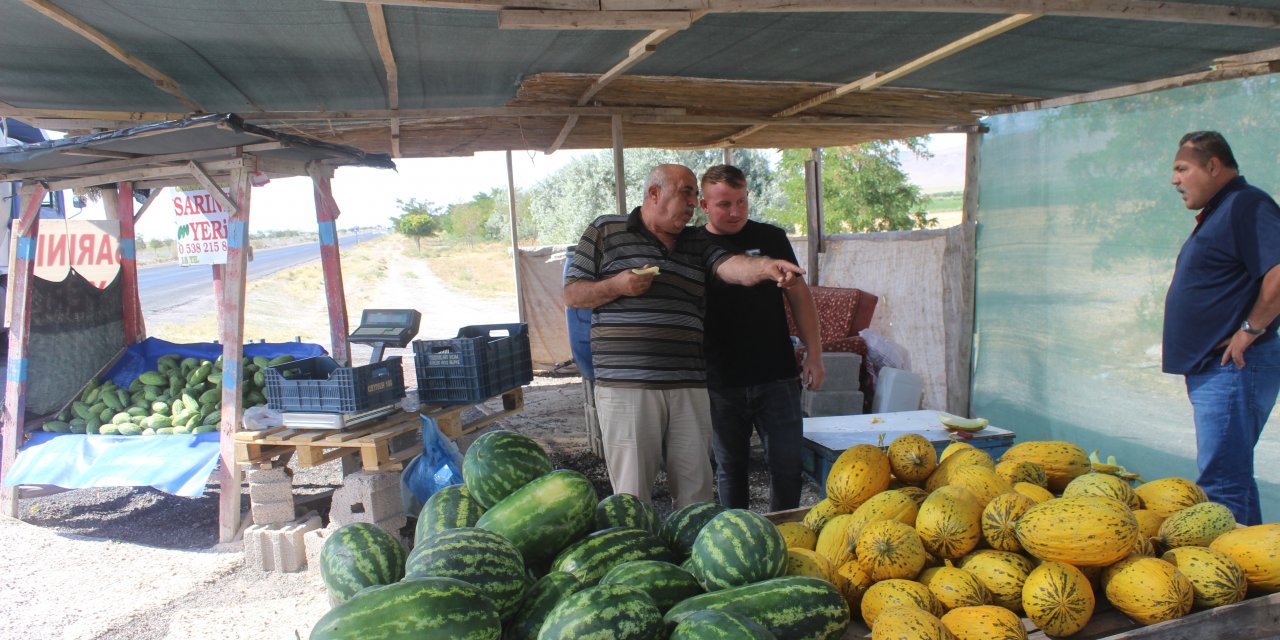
349, 308, 421, 349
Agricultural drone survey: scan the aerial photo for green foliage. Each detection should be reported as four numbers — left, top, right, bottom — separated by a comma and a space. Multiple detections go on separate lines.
392, 198, 442, 249
774, 140, 935, 233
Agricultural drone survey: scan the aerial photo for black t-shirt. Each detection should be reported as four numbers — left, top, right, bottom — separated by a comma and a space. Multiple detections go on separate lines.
701, 220, 800, 387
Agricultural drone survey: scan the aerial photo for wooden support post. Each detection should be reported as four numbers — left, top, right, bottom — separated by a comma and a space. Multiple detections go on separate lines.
612, 115, 626, 215
211, 265, 225, 337
216, 168, 253, 543
959, 130, 982, 416
506, 151, 525, 324
310, 166, 351, 366
106, 183, 146, 344
723, 148, 733, 165
1, 183, 48, 517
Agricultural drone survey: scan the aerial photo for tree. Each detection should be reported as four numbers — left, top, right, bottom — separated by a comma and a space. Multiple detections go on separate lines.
774, 140, 935, 233
392, 197, 442, 249
441, 192, 495, 244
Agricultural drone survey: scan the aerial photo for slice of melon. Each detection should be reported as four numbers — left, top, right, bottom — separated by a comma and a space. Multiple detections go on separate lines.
631, 266, 661, 276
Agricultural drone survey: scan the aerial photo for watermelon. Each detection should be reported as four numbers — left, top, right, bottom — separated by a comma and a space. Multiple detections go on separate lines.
595, 493, 659, 533
319, 523, 408, 603
309, 577, 500, 640
405, 527, 526, 621
504, 571, 583, 640
600, 560, 703, 614
463, 429, 553, 509
663, 576, 849, 640
659, 502, 726, 560
551, 526, 676, 586
687, 509, 787, 591
670, 609, 776, 639
415, 483, 486, 544
537, 583, 664, 640
476, 469, 597, 565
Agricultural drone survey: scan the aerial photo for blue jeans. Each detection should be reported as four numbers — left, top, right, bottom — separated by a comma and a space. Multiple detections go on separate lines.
708, 380, 804, 512
1185, 337, 1280, 526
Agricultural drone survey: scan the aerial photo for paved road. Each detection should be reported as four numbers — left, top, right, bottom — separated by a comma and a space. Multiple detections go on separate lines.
137, 232, 380, 313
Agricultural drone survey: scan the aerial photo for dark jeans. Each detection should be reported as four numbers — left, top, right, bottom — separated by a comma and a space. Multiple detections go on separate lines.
708, 379, 804, 512
1185, 336, 1280, 526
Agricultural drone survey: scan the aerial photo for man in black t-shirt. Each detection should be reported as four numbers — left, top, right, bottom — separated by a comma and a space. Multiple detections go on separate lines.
698, 165, 826, 511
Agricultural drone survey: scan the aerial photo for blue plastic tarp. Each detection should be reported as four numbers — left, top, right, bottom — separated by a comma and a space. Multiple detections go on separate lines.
2, 338, 327, 496
3, 432, 220, 496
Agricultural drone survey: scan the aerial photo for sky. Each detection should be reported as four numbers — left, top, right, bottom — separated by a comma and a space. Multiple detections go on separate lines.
71, 134, 968, 239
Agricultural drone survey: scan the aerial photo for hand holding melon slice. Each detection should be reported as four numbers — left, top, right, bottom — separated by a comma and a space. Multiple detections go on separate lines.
631, 266, 660, 276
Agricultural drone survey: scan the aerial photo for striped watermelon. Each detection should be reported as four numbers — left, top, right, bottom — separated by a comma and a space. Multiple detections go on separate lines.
404, 527, 526, 621
595, 493, 659, 533
476, 469, 597, 565
504, 571, 583, 640
415, 483, 486, 544
463, 430, 553, 509
537, 583, 664, 640
664, 576, 850, 640
551, 526, 676, 586
670, 609, 776, 639
600, 560, 703, 614
319, 523, 408, 602
309, 577, 500, 640
659, 502, 727, 560
687, 509, 787, 591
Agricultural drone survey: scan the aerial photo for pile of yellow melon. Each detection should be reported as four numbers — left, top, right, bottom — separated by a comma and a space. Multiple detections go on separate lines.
776, 436, 1279, 639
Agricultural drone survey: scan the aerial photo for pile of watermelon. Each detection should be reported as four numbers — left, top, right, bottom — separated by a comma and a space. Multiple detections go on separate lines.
309, 429, 851, 640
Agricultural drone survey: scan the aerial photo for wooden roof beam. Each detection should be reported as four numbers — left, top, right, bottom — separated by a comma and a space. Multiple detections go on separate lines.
0, 106, 690, 127
366, 4, 402, 158
20, 0, 205, 113
999, 60, 1278, 113
499, 9, 693, 29
713, 13, 1039, 146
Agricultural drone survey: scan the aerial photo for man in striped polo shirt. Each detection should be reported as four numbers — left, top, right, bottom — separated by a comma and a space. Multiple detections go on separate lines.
564, 164, 805, 508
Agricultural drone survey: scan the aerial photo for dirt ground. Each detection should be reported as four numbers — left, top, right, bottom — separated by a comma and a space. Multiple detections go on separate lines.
2, 250, 822, 640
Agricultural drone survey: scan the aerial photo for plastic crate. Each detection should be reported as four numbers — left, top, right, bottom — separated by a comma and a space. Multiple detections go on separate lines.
264, 356, 406, 414
413, 323, 533, 405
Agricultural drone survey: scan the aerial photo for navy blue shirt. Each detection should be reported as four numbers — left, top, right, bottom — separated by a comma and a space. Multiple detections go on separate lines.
1163, 176, 1280, 375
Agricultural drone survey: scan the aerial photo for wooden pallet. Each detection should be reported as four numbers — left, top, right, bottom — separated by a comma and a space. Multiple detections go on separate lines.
233, 387, 524, 471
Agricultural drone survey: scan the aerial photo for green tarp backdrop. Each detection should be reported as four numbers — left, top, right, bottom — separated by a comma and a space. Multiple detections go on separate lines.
972, 75, 1280, 521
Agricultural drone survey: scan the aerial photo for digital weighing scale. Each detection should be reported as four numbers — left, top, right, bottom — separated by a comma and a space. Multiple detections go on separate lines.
279, 308, 422, 430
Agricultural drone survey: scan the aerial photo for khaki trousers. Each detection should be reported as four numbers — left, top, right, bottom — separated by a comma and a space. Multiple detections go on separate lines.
593, 386, 715, 509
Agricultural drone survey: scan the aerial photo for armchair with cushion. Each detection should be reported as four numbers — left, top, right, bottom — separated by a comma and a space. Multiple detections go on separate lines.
784, 285, 879, 410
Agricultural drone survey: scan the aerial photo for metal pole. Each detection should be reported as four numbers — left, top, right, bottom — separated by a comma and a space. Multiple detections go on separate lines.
612, 115, 626, 215
959, 131, 983, 416
506, 150, 526, 323
723, 147, 733, 165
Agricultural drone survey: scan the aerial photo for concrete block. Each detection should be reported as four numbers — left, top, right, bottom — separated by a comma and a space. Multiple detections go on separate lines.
246, 468, 292, 485
248, 481, 296, 505
251, 499, 297, 526
802, 389, 864, 417
244, 514, 322, 573
820, 352, 862, 391
330, 471, 405, 528
304, 525, 333, 577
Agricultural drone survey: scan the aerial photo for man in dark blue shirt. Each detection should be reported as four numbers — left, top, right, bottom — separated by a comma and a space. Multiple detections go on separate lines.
1163, 131, 1280, 525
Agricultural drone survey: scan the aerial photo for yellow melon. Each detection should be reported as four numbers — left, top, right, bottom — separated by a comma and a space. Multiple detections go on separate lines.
1133, 477, 1208, 517
1131, 535, 1157, 557
945, 465, 1013, 508
1012, 482, 1054, 504
888, 433, 939, 485
939, 440, 975, 462
832, 560, 874, 611
815, 513, 858, 568
956, 550, 1034, 614
802, 497, 850, 533
1103, 556, 1193, 625
777, 521, 817, 550
994, 460, 1048, 488
940, 605, 1027, 640
826, 444, 892, 510
1062, 472, 1140, 510
1209, 523, 1280, 592
926, 448, 996, 492
1157, 501, 1236, 549
857, 519, 927, 581
1022, 561, 1094, 637
786, 547, 834, 581
1014, 496, 1138, 567
919, 564, 992, 611
1162, 546, 1247, 608
871, 605, 956, 640
998, 441, 1091, 492
981, 492, 1037, 553
1132, 509, 1166, 539
899, 485, 930, 506
861, 578, 944, 627
915, 485, 983, 560
845, 489, 921, 544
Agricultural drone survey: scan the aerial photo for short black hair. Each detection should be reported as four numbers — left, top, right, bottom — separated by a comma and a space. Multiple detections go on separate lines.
1179, 131, 1238, 169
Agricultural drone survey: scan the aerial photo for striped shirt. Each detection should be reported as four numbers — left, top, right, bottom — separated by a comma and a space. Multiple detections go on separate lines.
565, 208, 731, 389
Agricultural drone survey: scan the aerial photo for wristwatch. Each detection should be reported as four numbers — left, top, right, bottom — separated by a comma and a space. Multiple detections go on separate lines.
1241, 320, 1265, 336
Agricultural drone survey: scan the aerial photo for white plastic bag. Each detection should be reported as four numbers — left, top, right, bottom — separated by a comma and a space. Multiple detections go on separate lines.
858, 328, 911, 374
242, 405, 282, 430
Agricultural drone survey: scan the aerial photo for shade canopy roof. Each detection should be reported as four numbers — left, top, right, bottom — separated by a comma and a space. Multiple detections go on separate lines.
1, 1, 1278, 157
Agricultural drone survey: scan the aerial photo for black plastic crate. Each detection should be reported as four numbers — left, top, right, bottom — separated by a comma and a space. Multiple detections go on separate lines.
264, 356, 406, 413
413, 323, 533, 404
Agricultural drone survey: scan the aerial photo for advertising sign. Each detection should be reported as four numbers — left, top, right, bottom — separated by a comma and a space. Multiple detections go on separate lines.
173, 188, 229, 266
30, 219, 121, 288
